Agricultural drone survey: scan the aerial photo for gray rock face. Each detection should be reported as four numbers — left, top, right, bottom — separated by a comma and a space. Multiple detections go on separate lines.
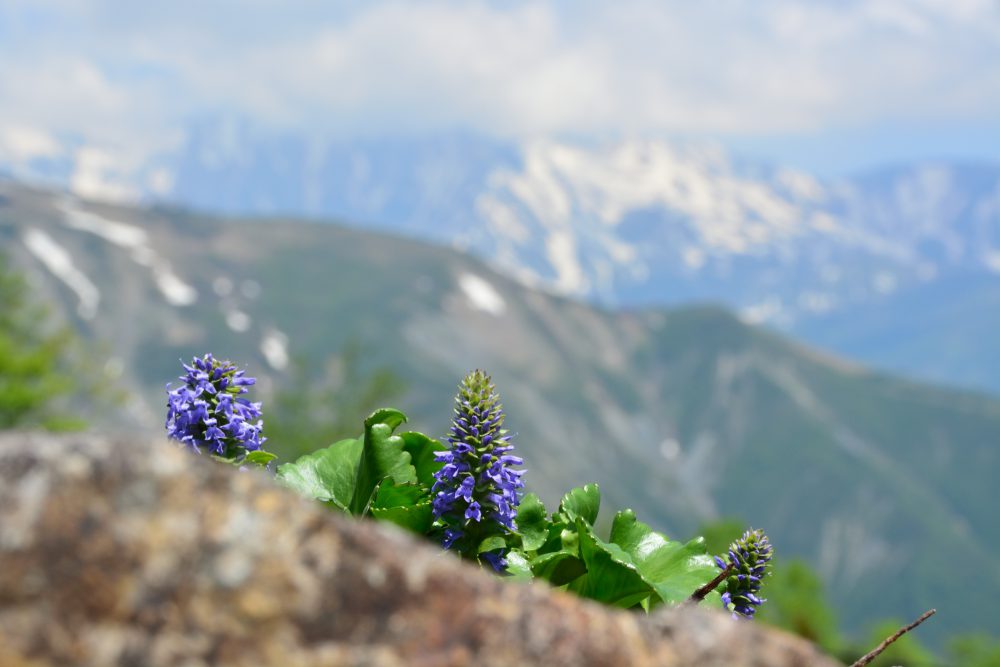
0, 432, 841, 666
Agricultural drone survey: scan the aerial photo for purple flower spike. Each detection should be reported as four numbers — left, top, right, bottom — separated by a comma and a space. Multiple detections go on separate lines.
715, 528, 773, 619
166, 354, 268, 463
431, 370, 525, 571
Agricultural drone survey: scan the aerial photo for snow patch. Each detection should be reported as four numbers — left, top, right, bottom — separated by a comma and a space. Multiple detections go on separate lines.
61, 202, 148, 248
476, 195, 530, 244
777, 169, 825, 202
545, 230, 588, 294
740, 297, 785, 325
458, 273, 506, 316
154, 267, 198, 306
130, 246, 155, 267
70, 146, 137, 202
224, 308, 252, 333
59, 201, 198, 307
472, 138, 865, 301
659, 438, 681, 461
213, 277, 234, 297
506, 142, 572, 226
260, 329, 289, 370
22, 228, 100, 319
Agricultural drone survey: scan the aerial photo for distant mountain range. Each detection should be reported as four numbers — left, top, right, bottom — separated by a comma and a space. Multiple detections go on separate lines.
1, 181, 998, 647
3, 121, 998, 394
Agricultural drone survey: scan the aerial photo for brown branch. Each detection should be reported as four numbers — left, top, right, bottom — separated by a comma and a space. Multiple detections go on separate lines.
849, 609, 936, 667
687, 564, 732, 604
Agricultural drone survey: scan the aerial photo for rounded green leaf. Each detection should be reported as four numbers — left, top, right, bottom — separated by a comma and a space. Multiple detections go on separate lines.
609, 509, 719, 607
530, 550, 587, 586
399, 431, 446, 487
372, 480, 428, 509
364, 407, 407, 432
276, 437, 363, 511
516, 493, 549, 552
351, 408, 416, 515
558, 484, 600, 526
572, 518, 651, 608
504, 550, 534, 581
477, 535, 508, 554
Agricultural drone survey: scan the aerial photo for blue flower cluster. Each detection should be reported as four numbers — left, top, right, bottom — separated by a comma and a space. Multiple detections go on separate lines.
432, 370, 524, 568
715, 528, 773, 619
165, 354, 265, 458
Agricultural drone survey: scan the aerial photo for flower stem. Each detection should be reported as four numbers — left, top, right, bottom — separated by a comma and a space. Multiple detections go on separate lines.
687, 563, 732, 604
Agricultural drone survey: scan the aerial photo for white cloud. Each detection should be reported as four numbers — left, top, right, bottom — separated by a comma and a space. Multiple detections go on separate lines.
0, 125, 63, 161
0, 0, 998, 166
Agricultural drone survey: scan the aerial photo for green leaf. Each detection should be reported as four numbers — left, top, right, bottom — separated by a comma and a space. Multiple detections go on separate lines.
516, 493, 549, 551
371, 479, 434, 535
504, 550, 534, 581
399, 431, 446, 487
530, 550, 587, 586
558, 484, 600, 525
478, 535, 508, 554
210, 453, 240, 466
371, 501, 434, 534
350, 408, 416, 515
372, 480, 428, 509
366, 407, 408, 431
571, 518, 651, 608
609, 509, 719, 607
276, 437, 363, 511
535, 521, 570, 554
244, 450, 278, 467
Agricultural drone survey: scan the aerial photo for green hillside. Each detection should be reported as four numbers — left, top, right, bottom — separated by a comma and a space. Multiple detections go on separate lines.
2, 180, 998, 647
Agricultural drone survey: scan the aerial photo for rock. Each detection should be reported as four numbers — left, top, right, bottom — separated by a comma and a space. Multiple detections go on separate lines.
0, 432, 842, 666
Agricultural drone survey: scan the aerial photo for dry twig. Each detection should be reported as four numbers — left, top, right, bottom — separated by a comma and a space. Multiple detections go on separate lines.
849, 609, 936, 667
687, 564, 732, 604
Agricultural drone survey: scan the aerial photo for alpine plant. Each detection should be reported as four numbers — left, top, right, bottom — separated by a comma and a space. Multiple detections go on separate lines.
432, 370, 525, 570
714, 528, 773, 619
166, 354, 266, 461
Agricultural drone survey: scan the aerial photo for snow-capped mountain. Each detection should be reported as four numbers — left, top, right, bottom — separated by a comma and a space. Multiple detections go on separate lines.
3, 120, 999, 391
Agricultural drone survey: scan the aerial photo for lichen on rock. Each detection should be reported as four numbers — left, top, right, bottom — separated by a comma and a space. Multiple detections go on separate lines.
0, 431, 842, 666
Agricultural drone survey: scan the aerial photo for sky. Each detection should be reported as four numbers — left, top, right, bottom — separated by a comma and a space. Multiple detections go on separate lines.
0, 0, 999, 180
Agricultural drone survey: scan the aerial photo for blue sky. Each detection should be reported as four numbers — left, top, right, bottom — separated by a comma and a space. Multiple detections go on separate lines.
0, 0, 998, 181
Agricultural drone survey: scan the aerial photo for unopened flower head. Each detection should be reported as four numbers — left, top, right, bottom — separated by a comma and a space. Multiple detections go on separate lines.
166, 354, 265, 459
432, 370, 525, 569
715, 528, 773, 619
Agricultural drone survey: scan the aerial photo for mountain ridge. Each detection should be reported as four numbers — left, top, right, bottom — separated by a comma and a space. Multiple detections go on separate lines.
1, 180, 998, 646
4, 125, 997, 392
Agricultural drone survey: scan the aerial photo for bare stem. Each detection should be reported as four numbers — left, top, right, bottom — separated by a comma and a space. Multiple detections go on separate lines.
849, 609, 936, 667
687, 564, 732, 604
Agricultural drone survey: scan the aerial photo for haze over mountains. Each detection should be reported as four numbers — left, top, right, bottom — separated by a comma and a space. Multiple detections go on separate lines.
2, 180, 999, 647
4, 122, 999, 393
